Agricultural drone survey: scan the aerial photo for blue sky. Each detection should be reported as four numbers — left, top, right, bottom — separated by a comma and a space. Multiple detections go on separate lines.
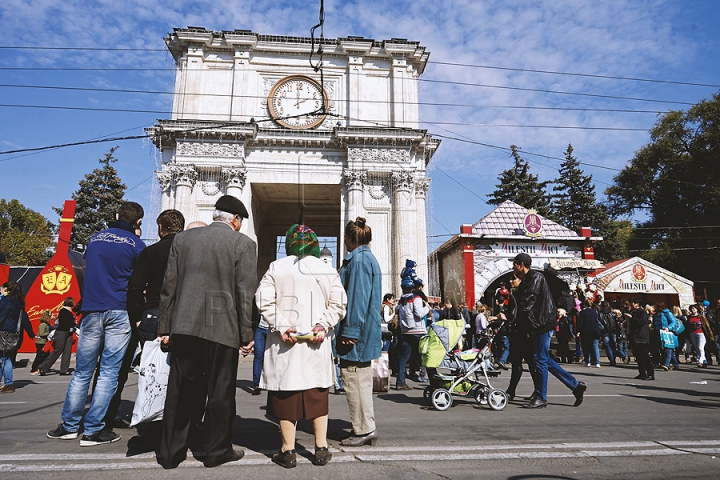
1, 0, 718, 253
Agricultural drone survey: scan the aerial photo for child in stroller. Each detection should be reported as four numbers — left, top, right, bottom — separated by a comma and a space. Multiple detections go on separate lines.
420, 317, 508, 411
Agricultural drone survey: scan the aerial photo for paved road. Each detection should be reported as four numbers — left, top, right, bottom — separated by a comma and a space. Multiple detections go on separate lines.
1, 354, 718, 479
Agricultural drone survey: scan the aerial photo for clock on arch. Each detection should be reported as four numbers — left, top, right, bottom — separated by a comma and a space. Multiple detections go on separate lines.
267, 75, 329, 130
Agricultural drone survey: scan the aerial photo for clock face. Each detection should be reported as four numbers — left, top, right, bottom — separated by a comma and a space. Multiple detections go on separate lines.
268, 75, 328, 129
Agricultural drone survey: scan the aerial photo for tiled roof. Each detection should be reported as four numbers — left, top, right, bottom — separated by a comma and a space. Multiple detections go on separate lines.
472, 200, 581, 239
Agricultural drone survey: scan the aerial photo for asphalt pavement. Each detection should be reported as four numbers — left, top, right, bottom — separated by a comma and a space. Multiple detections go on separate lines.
1, 353, 719, 479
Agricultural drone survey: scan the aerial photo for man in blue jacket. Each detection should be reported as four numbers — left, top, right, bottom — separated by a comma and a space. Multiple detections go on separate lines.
47, 202, 145, 446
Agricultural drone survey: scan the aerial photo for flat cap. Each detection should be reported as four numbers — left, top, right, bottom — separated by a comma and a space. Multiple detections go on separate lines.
215, 195, 249, 219
513, 252, 532, 267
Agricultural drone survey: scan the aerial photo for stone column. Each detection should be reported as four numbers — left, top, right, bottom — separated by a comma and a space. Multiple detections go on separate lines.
344, 169, 367, 223
392, 171, 416, 294
156, 168, 175, 212
172, 165, 197, 220
414, 176, 430, 288
223, 167, 254, 240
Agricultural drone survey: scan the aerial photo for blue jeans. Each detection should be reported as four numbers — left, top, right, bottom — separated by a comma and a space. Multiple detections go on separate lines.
1, 356, 13, 386
548, 356, 579, 390
396, 334, 422, 387
252, 327, 268, 386
602, 333, 617, 365
617, 339, 629, 359
498, 334, 510, 364
531, 330, 553, 402
61, 310, 131, 436
334, 362, 343, 389
583, 338, 601, 365
663, 347, 678, 367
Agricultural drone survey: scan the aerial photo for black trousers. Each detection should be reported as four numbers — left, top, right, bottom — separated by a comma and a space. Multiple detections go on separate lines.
632, 342, 654, 377
160, 335, 238, 467
31, 344, 50, 372
507, 333, 536, 396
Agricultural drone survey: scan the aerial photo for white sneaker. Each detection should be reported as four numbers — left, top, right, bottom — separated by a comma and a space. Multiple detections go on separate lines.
595, 364, 601, 368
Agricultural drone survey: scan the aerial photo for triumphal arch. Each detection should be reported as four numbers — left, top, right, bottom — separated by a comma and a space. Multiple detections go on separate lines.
148, 28, 439, 293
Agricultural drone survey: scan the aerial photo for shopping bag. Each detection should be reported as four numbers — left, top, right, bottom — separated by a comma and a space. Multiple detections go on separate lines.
130, 339, 171, 426
42, 341, 54, 353
660, 330, 677, 349
372, 351, 390, 393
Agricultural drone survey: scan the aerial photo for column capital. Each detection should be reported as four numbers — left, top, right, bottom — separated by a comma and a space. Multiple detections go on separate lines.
172, 164, 198, 188
414, 176, 430, 198
156, 168, 174, 192
391, 171, 414, 193
344, 169, 367, 191
222, 166, 248, 190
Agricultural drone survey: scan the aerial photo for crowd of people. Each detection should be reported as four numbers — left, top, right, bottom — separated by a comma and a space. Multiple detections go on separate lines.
1, 195, 719, 469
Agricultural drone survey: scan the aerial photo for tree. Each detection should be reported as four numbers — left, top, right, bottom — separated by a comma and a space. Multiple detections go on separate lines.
551, 145, 606, 231
0, 199, 54, 265
55, 147, 127, 249
605, 92, 720, 290
550, 144, 626, 263
488, 145, 551, 216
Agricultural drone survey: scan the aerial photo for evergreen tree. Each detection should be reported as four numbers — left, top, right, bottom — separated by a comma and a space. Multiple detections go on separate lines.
551, 144, 606, 231
488, 145, 551, 216
55, 147, 127, 249
0, 199, 54, 265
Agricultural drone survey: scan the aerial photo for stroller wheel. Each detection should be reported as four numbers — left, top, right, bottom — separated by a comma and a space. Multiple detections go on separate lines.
423, 386, 434, 406
486, 388, 508, 411
474, 387, 489, 405
431, 388, 453, 411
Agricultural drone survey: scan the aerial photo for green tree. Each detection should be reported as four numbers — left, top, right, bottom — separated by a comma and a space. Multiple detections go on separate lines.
54, 147, 127, 248
550, 144, 626, 263
551, 145, 606, 231
488, 145, 551, 216
0, 199, 54, 265
605, 92, 720, 289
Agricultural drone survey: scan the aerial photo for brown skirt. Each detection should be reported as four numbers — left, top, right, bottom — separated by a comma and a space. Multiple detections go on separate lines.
267, 388, 329, 422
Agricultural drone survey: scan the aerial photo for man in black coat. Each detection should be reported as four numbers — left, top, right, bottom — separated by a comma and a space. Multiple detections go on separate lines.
629, 298, 654, 380
513, 253, 586, 408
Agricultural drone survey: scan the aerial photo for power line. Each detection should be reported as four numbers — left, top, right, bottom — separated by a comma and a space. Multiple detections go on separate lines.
421, 121, 647, 132
0, 103, 651, 133
0, 46, 166, 51
1, 45, 716, 89
428, 61, 720, 89
419, 78, 695, 106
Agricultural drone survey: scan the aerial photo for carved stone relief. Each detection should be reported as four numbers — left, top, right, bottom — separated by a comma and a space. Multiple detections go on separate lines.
414, 176, 430, 198
222, 167, 248, 189
176, 142, 245, 159
349, 147, 410, 164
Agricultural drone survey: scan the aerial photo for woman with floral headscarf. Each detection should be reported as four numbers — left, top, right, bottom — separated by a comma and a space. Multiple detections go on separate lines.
256, 224, 347, 468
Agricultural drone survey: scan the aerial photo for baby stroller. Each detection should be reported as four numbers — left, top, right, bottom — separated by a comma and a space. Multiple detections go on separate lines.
419, 318, 508, 411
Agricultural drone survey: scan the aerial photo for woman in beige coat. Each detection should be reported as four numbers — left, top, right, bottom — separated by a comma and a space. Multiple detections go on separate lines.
256, 224, 347, 468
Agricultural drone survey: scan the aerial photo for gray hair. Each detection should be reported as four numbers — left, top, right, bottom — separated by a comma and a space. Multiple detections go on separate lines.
212, 209, 236, 223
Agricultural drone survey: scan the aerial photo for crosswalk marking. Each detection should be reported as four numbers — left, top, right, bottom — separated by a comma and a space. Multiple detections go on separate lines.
0, 440, 717, 472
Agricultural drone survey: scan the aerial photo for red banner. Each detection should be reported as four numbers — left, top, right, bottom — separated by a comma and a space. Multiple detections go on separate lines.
20, 200, 81, 352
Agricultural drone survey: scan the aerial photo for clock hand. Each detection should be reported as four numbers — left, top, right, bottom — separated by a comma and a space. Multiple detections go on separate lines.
294, 97, 308, 107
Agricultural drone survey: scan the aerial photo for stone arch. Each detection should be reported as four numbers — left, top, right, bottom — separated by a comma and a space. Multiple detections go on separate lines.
473, 257, 514, 303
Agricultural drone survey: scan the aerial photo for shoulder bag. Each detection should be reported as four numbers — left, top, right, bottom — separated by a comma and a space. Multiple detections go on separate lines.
0, 311, 23, 352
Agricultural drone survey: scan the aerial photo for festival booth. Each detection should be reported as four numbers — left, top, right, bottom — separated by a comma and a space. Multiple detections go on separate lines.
591, 257, 694, 308
15, 201, 82, 353
428, 200, 602, 307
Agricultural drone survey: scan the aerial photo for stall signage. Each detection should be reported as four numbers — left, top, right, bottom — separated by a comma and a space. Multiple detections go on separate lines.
488, 242, 576, 258
610, 264, 670, 293
523, 209, 543, 237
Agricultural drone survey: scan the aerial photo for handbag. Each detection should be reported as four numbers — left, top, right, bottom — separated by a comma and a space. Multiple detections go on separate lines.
660, 330, 677, 349
671, 320, 685, 335
0, 311, 22, 352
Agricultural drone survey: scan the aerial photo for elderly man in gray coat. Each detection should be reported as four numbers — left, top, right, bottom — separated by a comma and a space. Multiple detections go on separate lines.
157, 195, 258, 469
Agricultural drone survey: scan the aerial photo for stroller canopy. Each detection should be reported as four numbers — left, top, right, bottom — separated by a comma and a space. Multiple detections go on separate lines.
420, 318, 466, 368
